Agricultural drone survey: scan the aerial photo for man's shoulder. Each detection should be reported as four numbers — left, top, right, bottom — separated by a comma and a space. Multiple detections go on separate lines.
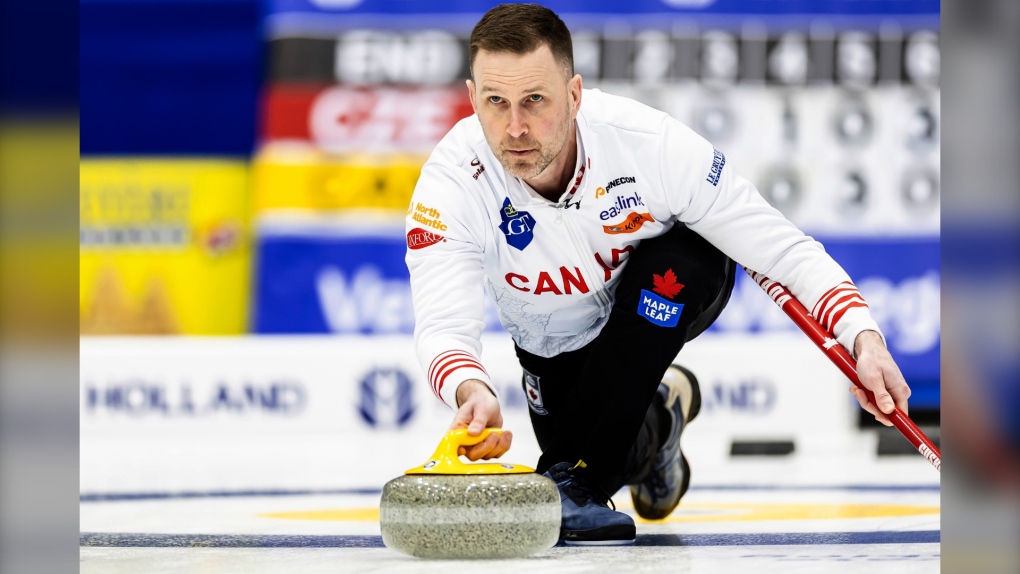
414, 114, 496, 208
582, 89, 709, 160
580, 89, 670, 135
426, 114, 489, 174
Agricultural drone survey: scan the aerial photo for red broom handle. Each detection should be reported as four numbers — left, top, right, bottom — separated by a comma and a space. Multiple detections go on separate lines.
744, 268, 941, 472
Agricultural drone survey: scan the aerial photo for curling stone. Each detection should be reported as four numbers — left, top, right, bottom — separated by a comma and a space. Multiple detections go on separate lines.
380, 428, 561, 559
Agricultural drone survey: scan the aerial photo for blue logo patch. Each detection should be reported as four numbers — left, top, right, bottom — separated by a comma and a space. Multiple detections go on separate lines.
498, 197, 536, 251
638, 289, 683, 327
705, 148, 726, 186
357, 367, 415, 429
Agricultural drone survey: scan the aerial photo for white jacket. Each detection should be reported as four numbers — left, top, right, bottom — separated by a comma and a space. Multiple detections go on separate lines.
405, 89, 881, 410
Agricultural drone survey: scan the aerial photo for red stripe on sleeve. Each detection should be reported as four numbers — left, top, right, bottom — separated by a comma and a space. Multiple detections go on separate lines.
436, 362, 486, 396
428, 350, 488, 398
820, 293, 867, 331
825, 301, 870, 332
812, 282, 855, 318
432, 356, 481, 387
429, 350, 468, 383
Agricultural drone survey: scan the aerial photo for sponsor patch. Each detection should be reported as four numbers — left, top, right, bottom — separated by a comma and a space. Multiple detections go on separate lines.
470, 157, 485, 180
604, 176, 636, 191
498, 197, 536, 251
603, 212, 655, 234
638, 289, 683, 327
522, 369, 547, 415
411, 202, 447, 231
599, 192, 645, 220
406, 227, 444, 250
705, 148, 726, 186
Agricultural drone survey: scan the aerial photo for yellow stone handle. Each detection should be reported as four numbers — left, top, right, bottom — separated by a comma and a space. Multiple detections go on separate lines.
436, 427, 502, 453
403, 427, 533, 475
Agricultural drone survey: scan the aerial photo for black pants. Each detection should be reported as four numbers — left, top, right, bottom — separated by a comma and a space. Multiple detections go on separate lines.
515, 224, 736, 493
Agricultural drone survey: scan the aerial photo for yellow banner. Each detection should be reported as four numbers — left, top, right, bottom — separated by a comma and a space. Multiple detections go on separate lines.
252, 148, 426, 212
1, 121, 79, 341
80, 159, 250, 335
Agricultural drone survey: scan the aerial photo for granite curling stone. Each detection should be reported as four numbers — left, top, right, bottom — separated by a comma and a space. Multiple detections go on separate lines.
380, 428, 561, 559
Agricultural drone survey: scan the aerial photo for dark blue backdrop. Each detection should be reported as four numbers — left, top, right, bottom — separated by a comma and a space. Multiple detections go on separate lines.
80, 0, 263, 155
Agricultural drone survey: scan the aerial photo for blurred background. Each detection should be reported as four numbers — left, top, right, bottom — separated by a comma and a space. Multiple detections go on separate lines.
78, 7, 945, 479
78, 0, 941, 401
0, 0, 993, 571
77, 0, 941, 489
75, 0, 951, 554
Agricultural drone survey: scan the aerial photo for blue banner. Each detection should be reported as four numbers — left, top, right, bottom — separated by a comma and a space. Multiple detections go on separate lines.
254, 229, 413, 334
253, 227, 505, 334
254, 229, 938, 406
267, 0, 939, 34
269, 0, 940, 17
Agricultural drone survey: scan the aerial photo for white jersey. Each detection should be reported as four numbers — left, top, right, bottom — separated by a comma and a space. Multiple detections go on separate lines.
405, 89, 880, 410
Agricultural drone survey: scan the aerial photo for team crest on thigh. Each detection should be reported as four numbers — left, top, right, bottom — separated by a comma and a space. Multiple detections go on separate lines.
522, 369, 547, 415
638, 289, 684, 327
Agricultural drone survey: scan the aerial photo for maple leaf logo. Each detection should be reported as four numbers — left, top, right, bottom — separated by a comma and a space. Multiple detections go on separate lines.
652, 269, 684, 299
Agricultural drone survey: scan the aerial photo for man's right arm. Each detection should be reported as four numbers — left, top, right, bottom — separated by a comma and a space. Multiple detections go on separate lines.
405, 164, 506, 453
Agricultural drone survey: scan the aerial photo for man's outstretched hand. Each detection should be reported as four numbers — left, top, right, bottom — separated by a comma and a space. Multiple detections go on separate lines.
450, 379, 513, 460
851, 330, 912, 426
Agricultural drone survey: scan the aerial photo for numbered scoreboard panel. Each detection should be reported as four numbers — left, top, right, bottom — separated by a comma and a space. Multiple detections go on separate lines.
268, 28, 939, 88
264, 26, 939, 235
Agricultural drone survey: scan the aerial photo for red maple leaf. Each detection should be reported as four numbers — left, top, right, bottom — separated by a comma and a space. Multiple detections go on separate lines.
652, 269, 684, 299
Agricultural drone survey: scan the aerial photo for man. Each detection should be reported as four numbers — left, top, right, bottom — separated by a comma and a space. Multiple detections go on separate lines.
405, 3, 910, 546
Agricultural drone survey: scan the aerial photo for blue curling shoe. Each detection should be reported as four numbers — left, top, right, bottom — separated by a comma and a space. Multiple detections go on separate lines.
544, 461, 635, 545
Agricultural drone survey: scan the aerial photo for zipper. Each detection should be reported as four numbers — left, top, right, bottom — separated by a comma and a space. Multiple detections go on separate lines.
559, 206, 612, 309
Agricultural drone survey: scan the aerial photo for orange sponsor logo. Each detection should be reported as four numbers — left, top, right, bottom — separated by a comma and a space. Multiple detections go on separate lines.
602, 212, 655, 235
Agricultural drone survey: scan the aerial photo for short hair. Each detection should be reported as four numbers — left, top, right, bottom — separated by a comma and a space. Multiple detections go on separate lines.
469, 3, 574, 79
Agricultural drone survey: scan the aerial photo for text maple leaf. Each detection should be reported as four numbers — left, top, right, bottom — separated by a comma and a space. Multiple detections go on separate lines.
652, 269, 684, 299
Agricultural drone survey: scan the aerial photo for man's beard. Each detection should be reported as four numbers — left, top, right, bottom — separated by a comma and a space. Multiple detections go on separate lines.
494, 122, 569, 180
497, 142, 556, 180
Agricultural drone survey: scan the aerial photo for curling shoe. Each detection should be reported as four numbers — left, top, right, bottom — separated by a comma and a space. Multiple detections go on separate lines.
630, 364, 702, 520
544, 461, 636, 545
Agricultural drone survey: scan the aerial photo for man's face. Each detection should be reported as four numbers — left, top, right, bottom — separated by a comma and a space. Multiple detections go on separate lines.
468, 45, 581, 180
